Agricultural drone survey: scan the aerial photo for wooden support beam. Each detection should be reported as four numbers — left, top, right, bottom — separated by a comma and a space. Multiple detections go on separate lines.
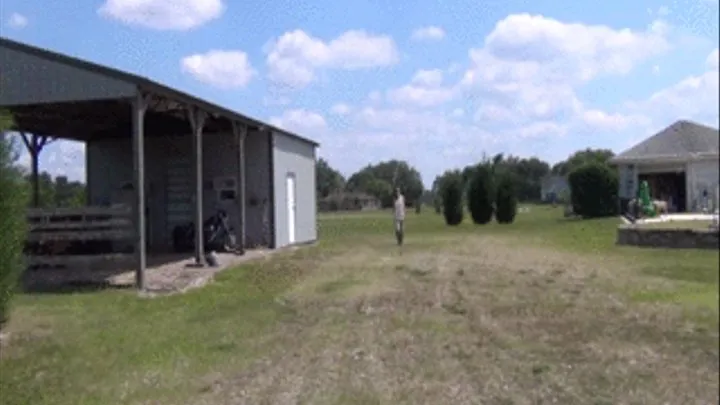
232, 121, 248, 250
133, 92, 150, 290
188, 106, 207, 266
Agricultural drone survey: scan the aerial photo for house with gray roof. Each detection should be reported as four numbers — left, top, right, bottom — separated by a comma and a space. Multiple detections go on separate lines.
610, 120, 719, 213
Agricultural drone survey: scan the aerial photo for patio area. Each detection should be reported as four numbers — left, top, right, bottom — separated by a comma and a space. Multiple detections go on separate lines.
22, 249, 275, 296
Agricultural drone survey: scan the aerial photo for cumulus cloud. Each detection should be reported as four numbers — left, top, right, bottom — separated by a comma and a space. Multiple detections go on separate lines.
707, 48, 719, 70
314, 13, 719, 184
330, 103, 352, 115
385, 68, 457, 107
180, 50, 256, 89
270, 109, 328, 136
265, 30, 399, 88
411, 26, 446, 41
7, 12, 28, 29
98, 0, 224, 30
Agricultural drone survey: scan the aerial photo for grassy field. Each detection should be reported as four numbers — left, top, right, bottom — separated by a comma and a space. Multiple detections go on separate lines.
1, 205, 718, 404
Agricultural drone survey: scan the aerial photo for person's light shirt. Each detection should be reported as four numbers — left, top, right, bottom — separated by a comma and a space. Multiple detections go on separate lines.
394, 195, 406, 220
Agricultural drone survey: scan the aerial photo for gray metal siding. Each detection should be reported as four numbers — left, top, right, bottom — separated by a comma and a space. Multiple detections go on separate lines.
272, 132, 317, 247
245, 130, 273, 247
0, 44, 135, 106
87, 131, 271, 250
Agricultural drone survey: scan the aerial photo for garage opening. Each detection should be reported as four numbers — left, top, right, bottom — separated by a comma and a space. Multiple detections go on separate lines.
638, 172, 686, 212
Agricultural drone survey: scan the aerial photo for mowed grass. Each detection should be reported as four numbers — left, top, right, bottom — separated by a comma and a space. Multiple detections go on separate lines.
0, 205, 718, 405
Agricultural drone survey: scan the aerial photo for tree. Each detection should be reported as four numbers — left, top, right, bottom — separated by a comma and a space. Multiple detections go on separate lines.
467, 164, 495, 224
552, 148, 615, 176
316, 158, 345, 198
441, 171, 464, 226
568, 163, 619, 218
431, 177, 443, 214
0, 111, 29, 328
346, 160, 423, 207
495, 174, 518, 224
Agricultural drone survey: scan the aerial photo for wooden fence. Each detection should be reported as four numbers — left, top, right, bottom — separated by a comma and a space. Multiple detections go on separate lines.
25, 205, 135, 270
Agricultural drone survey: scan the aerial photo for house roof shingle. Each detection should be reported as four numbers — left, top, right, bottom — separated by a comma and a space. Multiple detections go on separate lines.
611, 120, 719, 163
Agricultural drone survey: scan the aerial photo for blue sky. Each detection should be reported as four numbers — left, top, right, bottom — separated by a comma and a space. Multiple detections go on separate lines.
1, 0, 718, 187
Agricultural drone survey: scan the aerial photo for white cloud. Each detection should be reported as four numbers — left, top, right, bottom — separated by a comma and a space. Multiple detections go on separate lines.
270, 109, 328, 136
180, 50, 256, 89
386, 85, 455, 108
98, 0, 224, 30
411, 26, 446, 41
653, 64, 661, 74
630, 68, 719, 126
411, 69, 444, 87
707, 48, 719, 70
265, 30, 399, 88
578, 109, 650, 131
477, 14, 669, 83
386, 68, 456, 107
367, 91, 383, 103
7, 12, 28, 29
456, 13, 673, 134
330, 103, 351, 115
314, 14, 699, 183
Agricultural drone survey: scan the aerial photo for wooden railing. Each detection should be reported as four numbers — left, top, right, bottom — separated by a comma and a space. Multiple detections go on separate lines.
25, 205, 135, 270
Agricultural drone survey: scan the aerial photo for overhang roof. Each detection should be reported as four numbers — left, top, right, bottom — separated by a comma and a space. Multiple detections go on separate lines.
0, 37, 319, 147
610, 120, 718, 164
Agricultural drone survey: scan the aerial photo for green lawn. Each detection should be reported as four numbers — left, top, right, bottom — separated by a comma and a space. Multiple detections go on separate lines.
1, 205, 717, 404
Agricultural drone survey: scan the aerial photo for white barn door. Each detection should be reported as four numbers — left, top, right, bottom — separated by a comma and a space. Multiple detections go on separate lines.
286, 173, 297, 244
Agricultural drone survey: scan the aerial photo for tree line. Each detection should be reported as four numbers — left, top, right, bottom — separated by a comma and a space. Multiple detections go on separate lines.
431, 151, 618, 226
316, 148, 616, 210
24, 171, 86, 209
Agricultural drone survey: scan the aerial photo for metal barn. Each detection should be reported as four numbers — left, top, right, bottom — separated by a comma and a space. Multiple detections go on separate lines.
0, 37, 318, 289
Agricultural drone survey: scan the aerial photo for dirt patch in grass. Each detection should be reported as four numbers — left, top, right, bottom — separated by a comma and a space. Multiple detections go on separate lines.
192, 236, 719, 405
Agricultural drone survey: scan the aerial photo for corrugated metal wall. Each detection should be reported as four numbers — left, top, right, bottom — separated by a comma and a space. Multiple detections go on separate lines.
271, 132, 317, 248
0, 44, 135, 105
86, 131, 272, 250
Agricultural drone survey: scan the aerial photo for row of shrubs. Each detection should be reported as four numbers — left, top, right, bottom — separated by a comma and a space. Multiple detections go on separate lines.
438, 161, 619, 226
440, 165, 519, 226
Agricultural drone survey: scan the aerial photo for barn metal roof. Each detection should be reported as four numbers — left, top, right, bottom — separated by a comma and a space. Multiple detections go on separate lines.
0, 37, 319, 147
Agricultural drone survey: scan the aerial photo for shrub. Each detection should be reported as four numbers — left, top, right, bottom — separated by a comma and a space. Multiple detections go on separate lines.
467, 165, 495, 224
567, 163, 619, 219
441, 174, 464, 226
495, 174, 518, 224
0, 111, 29, 328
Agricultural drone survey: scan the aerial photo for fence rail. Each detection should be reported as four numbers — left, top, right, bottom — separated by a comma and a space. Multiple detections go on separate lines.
25, 205, 135, 270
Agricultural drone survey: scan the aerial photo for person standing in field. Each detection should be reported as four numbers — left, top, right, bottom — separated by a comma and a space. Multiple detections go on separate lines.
393, 188, 406, 246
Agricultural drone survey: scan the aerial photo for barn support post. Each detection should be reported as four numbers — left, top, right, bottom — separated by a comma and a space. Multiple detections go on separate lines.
188, 106, 207, 266
19, 133, 52, 207
232, 121, 247, 250
132, 92, 150, 291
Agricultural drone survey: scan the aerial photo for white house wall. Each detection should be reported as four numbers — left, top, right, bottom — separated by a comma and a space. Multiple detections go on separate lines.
688, 158, 720, 211
272, 132, 317, 248
86, 131, 271, 250
0, 44, 136, 106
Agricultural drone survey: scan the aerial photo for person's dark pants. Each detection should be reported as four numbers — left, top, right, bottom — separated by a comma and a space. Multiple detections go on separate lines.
395, 219, 404, 246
